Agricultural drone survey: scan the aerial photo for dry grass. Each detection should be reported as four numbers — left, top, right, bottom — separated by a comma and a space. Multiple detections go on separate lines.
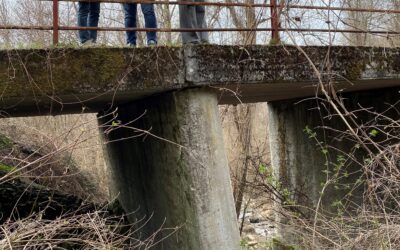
0, 208, 160, 250
0, 113, 179, 249
0, 114, 109, 202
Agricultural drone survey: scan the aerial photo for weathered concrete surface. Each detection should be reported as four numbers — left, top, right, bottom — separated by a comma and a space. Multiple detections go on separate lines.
1, 45, 400, 116
0, 47, 184, 116
268, 86, 400, 242
98, 89, 240, 250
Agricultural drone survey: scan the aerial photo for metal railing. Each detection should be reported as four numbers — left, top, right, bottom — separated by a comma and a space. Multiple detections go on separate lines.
1, 0, 400, 45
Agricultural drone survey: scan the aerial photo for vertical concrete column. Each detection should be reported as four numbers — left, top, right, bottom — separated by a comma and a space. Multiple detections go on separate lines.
267, 87, 400, 244
268, 97, 333, 246
98, 88, 240, 250
268, 99, 331, 210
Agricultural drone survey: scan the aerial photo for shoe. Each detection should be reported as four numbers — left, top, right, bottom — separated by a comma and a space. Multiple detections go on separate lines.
81, 39, 95, 47
148, 40, 157, 46
128, 43, 136, 48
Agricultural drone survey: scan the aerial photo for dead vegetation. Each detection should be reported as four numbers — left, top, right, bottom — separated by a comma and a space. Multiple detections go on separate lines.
0, 115, 108, 203
0, 116, 171, 249
0, 209, 160, 249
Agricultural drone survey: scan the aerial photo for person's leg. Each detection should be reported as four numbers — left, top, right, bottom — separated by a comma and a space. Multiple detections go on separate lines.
179, 0, 200, 44
78, 2, 90, 43
141, 4, 157, 44
195, 2, 208, 43
123, 3, 138, 46
88, 3, 100, 43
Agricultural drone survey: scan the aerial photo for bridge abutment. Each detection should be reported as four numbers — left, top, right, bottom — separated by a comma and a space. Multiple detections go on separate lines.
98, 88, 240, 250
267, 87, 400, 245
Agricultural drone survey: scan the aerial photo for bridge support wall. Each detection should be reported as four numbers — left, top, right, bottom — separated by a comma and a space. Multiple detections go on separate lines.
267, 87, 400, 245
98, 88, 240, 250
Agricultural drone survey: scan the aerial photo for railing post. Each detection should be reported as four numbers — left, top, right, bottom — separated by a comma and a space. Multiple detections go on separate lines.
270, 0, 280, 43
53, 0, 59, 46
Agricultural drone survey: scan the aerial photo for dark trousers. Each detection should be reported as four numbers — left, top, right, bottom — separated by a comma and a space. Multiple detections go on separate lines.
179, 0, 209, 44
77, 2, 100, 43
123, 3, 157, 45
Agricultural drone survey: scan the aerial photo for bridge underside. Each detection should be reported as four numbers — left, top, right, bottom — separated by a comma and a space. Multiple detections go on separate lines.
1, 45, 400, 116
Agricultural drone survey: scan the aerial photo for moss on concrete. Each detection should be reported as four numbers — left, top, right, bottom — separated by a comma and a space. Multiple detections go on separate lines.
345, 58, 367, 81
0, 48, 127, 96
0, 47, 183, 98
0, 134, 12, 150
188, 45, 400, 83
2, 46, 400, 93
47, 48, 126, 91
0, 45, 399, 115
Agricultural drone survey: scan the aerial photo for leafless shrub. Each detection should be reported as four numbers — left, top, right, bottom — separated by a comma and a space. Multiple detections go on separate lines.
0, 121, 107, 203
0, 114, 178, 249
264, 95, 400, 249
0, 208, 162, 250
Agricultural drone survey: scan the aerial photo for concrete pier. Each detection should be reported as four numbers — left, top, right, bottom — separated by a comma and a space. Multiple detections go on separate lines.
99, 88, 240, 250
267, 87, 400, 242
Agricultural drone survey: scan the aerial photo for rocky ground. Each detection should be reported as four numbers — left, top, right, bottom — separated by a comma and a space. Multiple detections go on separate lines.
239, 199, 278, 249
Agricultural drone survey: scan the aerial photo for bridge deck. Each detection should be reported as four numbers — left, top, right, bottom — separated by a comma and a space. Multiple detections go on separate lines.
1, 45, 400, 116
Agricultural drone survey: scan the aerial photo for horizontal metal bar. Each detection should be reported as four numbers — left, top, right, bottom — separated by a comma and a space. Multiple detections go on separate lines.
39, 0, 400, 14
40, 0, 274, 7
1, 24, 399, 35
0, 25, 54, 30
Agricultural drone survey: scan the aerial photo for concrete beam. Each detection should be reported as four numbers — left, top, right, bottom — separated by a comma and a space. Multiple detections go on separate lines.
98, 88, 240, 250
1, 46, 400, 116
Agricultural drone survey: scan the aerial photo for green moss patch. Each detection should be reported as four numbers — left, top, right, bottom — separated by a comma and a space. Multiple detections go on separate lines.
0, 134, 12, 150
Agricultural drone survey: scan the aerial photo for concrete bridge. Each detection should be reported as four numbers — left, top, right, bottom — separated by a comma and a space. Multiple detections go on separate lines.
1, 45, 400, 249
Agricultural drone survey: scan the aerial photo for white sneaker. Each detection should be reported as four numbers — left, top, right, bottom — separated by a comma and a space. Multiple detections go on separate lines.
148, 40, 157, 46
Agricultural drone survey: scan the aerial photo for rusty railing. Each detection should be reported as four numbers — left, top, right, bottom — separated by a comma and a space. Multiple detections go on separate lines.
1, 0, 399, 45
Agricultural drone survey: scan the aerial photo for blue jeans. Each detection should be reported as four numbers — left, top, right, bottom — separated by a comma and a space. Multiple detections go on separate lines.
123, 3, 157, 45
78, 2, 100, 43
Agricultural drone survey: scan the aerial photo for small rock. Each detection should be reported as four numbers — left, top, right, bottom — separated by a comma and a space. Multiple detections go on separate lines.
242, 225, 256, 234
254, 228, 267, 237
248, 241, 258, 246
256, 222, 269, 228
249, 217, 261, 223
260, 210, 272, 218
246, 235, 256, 241
239, 211, 253, 220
